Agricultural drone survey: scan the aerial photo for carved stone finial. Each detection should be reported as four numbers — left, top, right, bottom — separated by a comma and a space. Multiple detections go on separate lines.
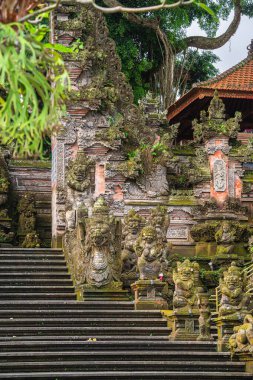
92, 196, 109, 216
247, 39, 253, 56
208, 91, 225, 120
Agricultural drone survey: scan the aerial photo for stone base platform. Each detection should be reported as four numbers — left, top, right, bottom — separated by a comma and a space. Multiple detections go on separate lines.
131, 280, 168, 310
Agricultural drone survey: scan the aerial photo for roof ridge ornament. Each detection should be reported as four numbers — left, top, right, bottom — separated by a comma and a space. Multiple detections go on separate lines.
247, 39, 253, 56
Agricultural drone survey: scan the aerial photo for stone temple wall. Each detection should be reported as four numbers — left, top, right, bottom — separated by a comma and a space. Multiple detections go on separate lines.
51, 4, 171, 247
50, 3, 253, 267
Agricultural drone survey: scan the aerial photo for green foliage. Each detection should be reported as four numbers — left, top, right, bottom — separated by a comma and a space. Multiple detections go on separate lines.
175, 50, 219, 96
193, 111, 242, 142
0, 22, 69, 158
105, 0, 252, 103
191, 222, 219, 242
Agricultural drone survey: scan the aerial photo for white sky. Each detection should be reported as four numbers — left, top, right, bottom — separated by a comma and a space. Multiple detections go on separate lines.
187, 15, 253, 73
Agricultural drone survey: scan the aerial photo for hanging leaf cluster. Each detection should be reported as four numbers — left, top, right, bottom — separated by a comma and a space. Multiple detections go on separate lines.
0, 22, 69, 158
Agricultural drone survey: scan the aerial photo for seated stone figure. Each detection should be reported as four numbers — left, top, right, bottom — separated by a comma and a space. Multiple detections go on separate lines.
229, 314, 253, 354
135, 226, 162, 280
219, 262, 249, 318
215, 221, 236, 255
173, 259, 199, 313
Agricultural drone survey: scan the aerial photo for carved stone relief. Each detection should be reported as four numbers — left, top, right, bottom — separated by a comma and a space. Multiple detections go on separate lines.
213, 159, 227, 192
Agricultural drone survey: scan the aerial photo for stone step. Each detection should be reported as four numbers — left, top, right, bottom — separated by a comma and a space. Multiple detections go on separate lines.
0, 261, 67, 266
0, 286, 75, 294
0, 371, 251, 379
0, 340, 216, 352
0, 273, 71, 279
0, 318, 167, 328
0, 360, 245, 373
0, 255, 65, 261
0, 301, 134, 310
0, 335, 171, 342
0, 293, 77, 301
0, 279, 73, 286
0, 266, 69, 272
0, 309, 161, 318
0, 333, 171, 344
0, 249, 63, 255
0, 326, 169, 336
0, 350, 233, 362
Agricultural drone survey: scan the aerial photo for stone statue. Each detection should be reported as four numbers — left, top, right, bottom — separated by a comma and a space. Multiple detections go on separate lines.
149, 206, 169, 243
229, 314, 253, 355
197, 293, 212, 341
148, 205, 171, 279
17, 193, 39, 246
219, 262, 249, 318
135, 226, 162, 280
22, 231, 41, 248
215, 222, 236, 255
67, 151, 94, 192
82, 196, 122, 288
121, 209, 143, 275
172, 259, 199, 313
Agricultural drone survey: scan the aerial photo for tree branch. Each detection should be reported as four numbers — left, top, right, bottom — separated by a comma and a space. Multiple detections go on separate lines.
48, 0, 194, 14
19, 4, 58, 22
103, 0, 176, 108
180, 0, 242, 51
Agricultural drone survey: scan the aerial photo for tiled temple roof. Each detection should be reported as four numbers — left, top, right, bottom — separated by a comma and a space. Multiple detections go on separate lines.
167, 46, 253, 122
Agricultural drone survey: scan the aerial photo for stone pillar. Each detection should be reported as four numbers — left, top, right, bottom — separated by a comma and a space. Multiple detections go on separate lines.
131, 280, 168, 310
215, 315, 243, 352
168, 312, 200, 341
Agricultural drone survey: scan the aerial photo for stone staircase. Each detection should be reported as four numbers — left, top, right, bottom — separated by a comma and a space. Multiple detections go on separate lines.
0, 248, 251, 379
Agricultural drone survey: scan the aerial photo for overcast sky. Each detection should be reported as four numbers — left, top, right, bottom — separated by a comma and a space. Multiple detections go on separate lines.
188, 15, 252, 73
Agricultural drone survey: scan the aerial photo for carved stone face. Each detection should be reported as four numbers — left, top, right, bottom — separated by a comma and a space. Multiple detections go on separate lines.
225, 273, 241, 289
222, 223, 230, 233
128, 218, 140, 233
178, 266, 193, 281
143, 230, 155, 244
73, 163, 87, 182
90, 221, 110, 246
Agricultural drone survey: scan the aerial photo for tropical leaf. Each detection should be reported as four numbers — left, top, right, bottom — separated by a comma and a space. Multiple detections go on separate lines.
0, 22, 69, 158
